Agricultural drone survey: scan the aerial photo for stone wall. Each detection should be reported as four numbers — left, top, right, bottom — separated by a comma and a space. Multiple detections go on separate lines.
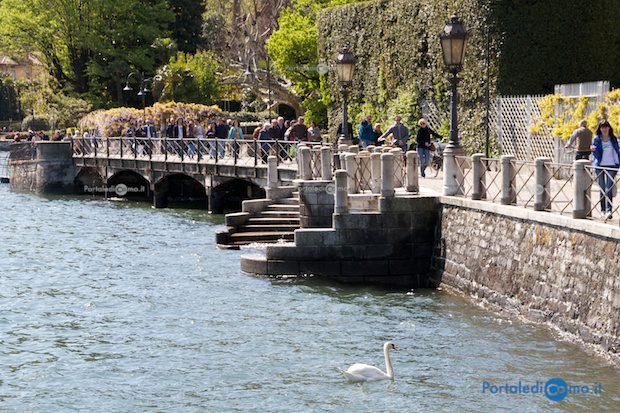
241, 195, 438, 288
9, 142, 75, 194
433, 198, 620, 363
297, 180, 334, 228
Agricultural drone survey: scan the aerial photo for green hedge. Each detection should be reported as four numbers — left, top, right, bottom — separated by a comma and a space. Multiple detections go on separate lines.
318, 0, 620, 153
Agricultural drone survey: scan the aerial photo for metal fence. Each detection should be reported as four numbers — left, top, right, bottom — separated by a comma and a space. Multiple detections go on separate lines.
454, 154, 619, 225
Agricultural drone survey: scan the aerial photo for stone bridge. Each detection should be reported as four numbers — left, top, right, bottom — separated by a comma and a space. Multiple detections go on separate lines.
9, 138, 303, 212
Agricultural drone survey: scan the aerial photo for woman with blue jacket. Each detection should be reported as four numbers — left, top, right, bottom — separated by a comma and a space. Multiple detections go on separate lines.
590, 120, 620, 218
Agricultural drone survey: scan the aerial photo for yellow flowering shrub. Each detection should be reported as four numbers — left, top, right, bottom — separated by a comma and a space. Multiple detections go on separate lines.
533, 89, 620, 139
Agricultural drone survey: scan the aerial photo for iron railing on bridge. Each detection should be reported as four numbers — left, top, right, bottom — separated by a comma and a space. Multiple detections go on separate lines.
71, 137, 326, 168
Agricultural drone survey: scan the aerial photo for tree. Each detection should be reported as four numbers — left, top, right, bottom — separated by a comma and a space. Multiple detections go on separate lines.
0, 0, 173, 104
157, 51, 222, 104
168, 0, 205, 53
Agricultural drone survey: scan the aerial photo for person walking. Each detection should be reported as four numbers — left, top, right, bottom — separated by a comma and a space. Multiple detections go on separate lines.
565, 119, 593, 160
591, 120, 620, 219
228, 118, 243, 158
292, 116, 308, 142
415, 118, 443, 178
379, 115, 409, 153
373, 123, 383, 146
358, 114, 374, 148
308, 121, 322, 142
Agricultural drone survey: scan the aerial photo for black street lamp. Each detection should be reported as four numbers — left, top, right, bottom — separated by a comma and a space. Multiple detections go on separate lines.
439, 14, 468, 148
124, 72, 156, 119
335, 45, 356, 145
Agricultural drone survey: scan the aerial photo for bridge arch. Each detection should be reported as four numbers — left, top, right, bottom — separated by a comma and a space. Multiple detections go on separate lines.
75, 167, 105, 194
210, 178, 265, 214
154, 173, 207, 209
107, 169, 151, 201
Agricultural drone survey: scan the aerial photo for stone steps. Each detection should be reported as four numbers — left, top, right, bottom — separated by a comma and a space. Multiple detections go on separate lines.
216, 195, 301, 249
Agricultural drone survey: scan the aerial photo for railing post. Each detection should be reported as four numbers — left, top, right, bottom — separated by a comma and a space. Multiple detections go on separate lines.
406, 151, 419, 193
321, 146, 332, 180
133, 137, 137, 159
93, 138, 97, 158
334, 169, 348, 214
345, 153, 358, 194
348, 145, 359, 154
381, 152, 395, 198
501, 155, 516, 205
472, 153, 485, 200
299, 146, 312, 180
275, 139, 280, 165
120, 137, 123, 158
214, 139, 218, 164
164, 137, 168, 162
197, 139, 201, 162
106, 138, 110, 158
370, 152, 382, 194
233, 139, 238, 165
442, 146, 464, 196
534, 157, 552, 211
180, 139, 184, 162
573, 159, 591, 219
267, 155, 278, 190
254, 139, 258, 167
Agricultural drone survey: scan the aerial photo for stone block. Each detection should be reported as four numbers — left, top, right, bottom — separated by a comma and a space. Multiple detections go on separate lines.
267, 260, 299, 276
294, 229, 338, 246
333, 212, 383, 229
341, 260, 389, 276
299, 260, 342, 276
240, 254, 268, 275
225, 212, 250, 226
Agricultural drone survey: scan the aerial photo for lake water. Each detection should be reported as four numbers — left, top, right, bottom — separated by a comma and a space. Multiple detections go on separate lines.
0, 185, 618, 412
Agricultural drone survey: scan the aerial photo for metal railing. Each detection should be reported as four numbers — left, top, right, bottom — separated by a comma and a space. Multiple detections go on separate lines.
71, 137, 304, 168
454, 154, 619, 225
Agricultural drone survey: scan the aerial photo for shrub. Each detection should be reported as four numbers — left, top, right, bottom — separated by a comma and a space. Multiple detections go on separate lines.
21, 115, 50, 131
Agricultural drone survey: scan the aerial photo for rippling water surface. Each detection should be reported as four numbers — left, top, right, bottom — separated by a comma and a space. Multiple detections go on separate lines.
0, 185, 619, 412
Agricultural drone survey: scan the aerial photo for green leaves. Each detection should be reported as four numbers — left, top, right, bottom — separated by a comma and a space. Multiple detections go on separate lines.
157, 51, 222, 104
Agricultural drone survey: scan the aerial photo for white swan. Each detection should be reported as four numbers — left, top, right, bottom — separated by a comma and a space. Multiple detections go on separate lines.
339, 341, 397, 382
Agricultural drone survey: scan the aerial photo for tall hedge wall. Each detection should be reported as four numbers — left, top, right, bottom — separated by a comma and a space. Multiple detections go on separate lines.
318, 0, 620, 153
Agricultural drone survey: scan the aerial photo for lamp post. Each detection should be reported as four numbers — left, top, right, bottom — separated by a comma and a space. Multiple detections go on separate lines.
335, 45, 356, 145
439, 14, 468, 195
124, 72, 156, 120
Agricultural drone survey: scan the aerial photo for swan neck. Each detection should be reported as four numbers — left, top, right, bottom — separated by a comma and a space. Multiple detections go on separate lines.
384, 346, 394, 379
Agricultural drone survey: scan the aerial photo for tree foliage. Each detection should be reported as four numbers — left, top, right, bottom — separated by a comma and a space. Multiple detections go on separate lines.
169, 0, 205, 53
0, 0, 173, 104
157, 51, 222, 104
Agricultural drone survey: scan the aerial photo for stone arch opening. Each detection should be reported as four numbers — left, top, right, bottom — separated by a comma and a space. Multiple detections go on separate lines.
74, 167, 105, 194
210, 178, 265, 214
277, 103, 297, 121
154, 174, 207, 209
107, 170, 151, 201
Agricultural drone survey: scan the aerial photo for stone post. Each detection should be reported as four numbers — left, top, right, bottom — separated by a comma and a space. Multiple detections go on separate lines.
299, 146, 312, 180
338, 144, 348, 153
345, 153, 358, 194
573, 159, 592, 219
334, 169, 348, 214
321, 146, 332, 181
366, 145, 375, 152
348, 145, 359, 154
267, 155, 278, 189
500, 155, 516, 205
534, 157, 552, 211
471, 153, 486, 200
442, 145, 465, 196
381, 152, 395, 198
370, 152, 382, 194
406, 151, 419, 193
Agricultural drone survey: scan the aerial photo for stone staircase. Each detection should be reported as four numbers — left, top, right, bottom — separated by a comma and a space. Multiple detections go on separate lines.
216, 194, 300, 249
